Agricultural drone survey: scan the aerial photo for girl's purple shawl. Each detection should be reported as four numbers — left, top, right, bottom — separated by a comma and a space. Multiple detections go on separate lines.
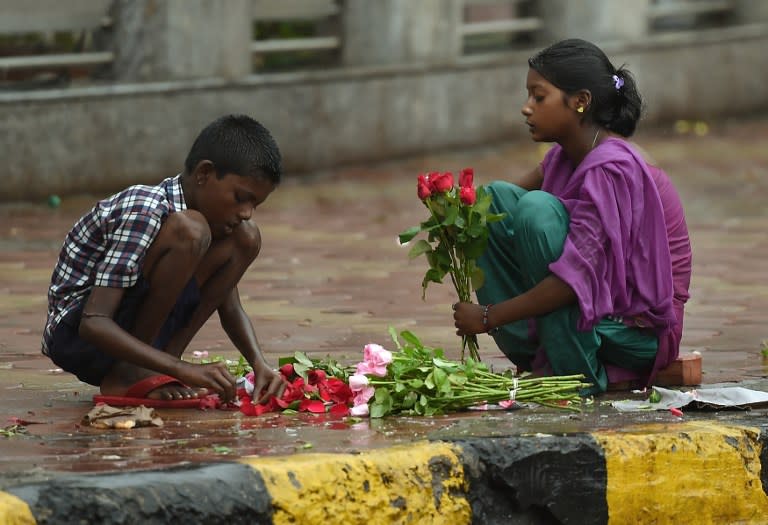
541, 139, 680, 382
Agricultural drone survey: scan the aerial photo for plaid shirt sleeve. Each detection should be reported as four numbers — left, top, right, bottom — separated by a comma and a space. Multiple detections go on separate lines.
93, 211, 162, 288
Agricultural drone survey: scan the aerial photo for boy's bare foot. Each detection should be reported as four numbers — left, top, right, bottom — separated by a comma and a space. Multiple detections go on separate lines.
100, 364, 207, 400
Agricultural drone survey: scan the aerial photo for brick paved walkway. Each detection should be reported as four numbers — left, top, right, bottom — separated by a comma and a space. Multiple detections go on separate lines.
0, 115, 766, 472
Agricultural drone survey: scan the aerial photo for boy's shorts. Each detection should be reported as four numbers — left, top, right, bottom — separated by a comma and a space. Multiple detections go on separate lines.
47, 277, 200, 386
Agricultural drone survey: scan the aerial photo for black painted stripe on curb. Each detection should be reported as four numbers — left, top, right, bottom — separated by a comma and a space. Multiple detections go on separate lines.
458, 434, 606, 525
4, 463, 272, 525
3, 422, 768, 524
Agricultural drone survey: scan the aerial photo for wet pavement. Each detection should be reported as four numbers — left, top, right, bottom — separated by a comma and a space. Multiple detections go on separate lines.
1, 115, 768, 477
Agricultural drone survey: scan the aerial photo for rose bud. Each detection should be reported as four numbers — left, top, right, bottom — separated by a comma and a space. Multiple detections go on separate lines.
459, 168, 474, 188
430, 172, 454, 193
417, 174, 433, 200
279, 363, 295, 378
459, 186, 476, 205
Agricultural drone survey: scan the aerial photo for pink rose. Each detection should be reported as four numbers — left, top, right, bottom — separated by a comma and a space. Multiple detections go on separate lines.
349, 374, 370, 392
355, 360, 388, 378
354, 386, 375, 405
459, 168, 474, 188
358, 343, 392, 377
350, 403, 369, 416
430, 172, 454, 193
459, 186, 476, 205
417, 174, 432, 200
363, 343, 393, 366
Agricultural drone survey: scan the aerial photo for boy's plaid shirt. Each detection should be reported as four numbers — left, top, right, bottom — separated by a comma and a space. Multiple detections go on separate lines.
41, 175, 186, 355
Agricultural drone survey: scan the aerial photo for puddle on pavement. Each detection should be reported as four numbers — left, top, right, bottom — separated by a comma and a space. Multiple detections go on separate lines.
0, 391, 706, 475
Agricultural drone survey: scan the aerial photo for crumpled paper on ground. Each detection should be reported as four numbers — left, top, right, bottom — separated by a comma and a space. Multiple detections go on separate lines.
612, 386, 768, 412
83, 404, 164, 429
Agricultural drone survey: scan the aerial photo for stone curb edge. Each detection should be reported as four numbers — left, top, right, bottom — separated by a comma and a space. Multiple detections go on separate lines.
1, 421, 767, 524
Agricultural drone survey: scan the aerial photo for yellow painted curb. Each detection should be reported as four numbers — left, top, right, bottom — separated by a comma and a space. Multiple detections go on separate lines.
595, 422, 768, 524
240, 441, 470, 525
0, 492, 36, 525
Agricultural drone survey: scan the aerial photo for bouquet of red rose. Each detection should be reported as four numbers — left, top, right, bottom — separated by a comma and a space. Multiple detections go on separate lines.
398, 168, 504, 361
237, 355, 353, 416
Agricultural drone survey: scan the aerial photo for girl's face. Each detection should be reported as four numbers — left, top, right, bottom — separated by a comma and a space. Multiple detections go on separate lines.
521, 68, 575, 143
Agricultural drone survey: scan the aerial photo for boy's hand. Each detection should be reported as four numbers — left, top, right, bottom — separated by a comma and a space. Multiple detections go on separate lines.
175, 361, 237, 402
251, 365, 285, 404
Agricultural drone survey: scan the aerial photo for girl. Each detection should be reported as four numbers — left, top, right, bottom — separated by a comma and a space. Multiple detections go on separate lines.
452, 39, 692, 394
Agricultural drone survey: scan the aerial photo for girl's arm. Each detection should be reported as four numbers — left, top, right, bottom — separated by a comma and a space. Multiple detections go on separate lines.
453, 274, 576, 335
514, 165, 544, 190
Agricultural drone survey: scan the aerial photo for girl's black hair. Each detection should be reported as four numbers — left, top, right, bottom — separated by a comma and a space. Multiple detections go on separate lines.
528, 39, 643, 137
185, 114, 282, 184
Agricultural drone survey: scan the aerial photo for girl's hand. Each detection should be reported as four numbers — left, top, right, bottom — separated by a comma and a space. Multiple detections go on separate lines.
250, 364, 286, 403
452, 302, 486, 336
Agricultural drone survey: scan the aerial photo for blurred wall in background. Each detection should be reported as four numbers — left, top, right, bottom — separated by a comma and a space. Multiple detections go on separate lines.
1, 0, 767, 201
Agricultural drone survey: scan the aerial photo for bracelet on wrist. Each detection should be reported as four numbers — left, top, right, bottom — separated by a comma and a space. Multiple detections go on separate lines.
482, 304, 500, 335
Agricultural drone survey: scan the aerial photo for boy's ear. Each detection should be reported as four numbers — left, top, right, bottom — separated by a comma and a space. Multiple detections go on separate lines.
192, 160, 216, 185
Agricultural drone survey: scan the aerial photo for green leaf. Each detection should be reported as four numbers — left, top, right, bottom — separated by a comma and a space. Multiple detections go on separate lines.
470, 267, 485, 290
400, 330, 422, 348
402, 391, 418, 408
466, 221, 486, 238
432, 367, 448, 389
448, 374, 467, 386
407, 378, 424, 389
442, 204, 458, 226
294, 352, 314, 367
292, 362, 310, 379
424, 267, 446, 284
424, 372, 435, 390
398, 225, 422, 244
370, 403, 387, 418
486, 212, 507, 223
408, 240, 432, 259
389, 326, 402, 350
462, 238, 487, 260
432, 358, 459, 373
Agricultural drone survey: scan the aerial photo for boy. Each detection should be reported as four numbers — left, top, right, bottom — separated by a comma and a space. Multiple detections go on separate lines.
42, 114, 284, 405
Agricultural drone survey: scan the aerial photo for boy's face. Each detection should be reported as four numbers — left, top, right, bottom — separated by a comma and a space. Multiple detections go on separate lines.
195, 170, 276, 239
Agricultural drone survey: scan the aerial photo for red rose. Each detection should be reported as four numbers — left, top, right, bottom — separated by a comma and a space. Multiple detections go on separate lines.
417, 174, 432, 200
323, 378, 354, 404
307, 369, 327, 385
430, 172, 454, 193
299, 399, 327, 413
279, 363, 294, 378
459, 168, 474, 188
459, 186, 476, 205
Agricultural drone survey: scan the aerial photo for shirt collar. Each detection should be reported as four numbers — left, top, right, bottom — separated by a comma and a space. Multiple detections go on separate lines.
166, 174, 187, 212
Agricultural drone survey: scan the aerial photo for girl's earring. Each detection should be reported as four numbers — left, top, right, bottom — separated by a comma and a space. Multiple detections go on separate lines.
577, 106, 585, 113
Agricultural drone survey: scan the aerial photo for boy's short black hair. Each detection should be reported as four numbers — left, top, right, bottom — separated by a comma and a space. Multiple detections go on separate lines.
184, 114, 282, 184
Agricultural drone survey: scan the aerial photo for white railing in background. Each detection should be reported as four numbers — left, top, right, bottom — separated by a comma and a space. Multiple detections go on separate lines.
0, 0, 113, 73
461, 0, 541, 54
250, 0, 340, 58
648, 0, 736, 32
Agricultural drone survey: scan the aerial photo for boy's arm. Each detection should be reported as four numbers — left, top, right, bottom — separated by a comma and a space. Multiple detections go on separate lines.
218, 286, 284, 402
79, 286, 237, 400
